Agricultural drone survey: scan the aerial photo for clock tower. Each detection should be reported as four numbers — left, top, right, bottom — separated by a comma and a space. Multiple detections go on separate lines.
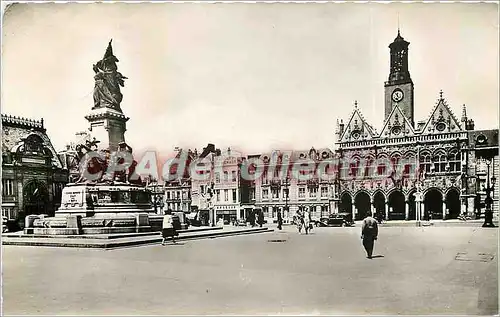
384, 30, 414, 127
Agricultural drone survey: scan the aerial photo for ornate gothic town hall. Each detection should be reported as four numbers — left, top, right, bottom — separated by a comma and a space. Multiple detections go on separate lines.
334, 30, 498, 222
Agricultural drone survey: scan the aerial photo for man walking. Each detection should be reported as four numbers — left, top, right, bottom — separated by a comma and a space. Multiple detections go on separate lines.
361, 215, 378, 259
277, 210, 283, 230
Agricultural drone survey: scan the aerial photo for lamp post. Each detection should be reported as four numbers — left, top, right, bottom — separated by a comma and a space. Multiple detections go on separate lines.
482, 159, 496, 228
283, 176, 290, 220
415, 141, 423, 227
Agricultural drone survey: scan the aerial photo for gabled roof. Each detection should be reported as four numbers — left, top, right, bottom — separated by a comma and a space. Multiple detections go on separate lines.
420, 91, 462, 135
2, 115, 63, 169
379, 103, 415, 138
339, 102, 377, 142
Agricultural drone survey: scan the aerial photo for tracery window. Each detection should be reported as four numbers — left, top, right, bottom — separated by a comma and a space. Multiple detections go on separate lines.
433, 153, 447, 173
420, 153, 432, 173
448, 150, 461, 172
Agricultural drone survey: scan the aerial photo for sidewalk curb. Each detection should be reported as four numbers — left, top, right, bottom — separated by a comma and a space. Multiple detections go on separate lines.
2, 227, 273, 249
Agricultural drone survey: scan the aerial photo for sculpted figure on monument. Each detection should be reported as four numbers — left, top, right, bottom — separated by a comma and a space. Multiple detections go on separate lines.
92, 40, 128, 111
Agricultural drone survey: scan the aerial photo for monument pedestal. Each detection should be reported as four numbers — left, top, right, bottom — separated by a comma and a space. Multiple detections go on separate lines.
24, 183, 159, 235
85, 107, 129, 152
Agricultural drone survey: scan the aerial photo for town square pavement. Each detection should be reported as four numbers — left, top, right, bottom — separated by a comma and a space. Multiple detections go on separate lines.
2, 225, 498, 315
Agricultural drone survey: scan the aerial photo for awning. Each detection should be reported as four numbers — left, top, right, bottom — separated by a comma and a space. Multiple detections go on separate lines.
216, 210, 237, 215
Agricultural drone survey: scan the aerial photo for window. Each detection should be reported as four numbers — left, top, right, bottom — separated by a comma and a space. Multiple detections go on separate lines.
283, 187, 289, 199
312, 206, 320, 218
216, 190, 220, 202
224, 189, 229, 201
262, 171, 268, 184
223, 171, 229, 182
272, 207, 278, 218
272, 188, 279, 199
232, 171, 237, 182
251, 188, 256, 200
309, 187, 318, 197
2, 208, 15, 220
232, 189, 237, 202
2, 179, 14, 196
263, 206, 269, 218
298, 187, 305, 198
200, 185, 205, 195
321, 205, 329, 217
262, 189, 269, 200
215, 172, 220, 183
433, 153, 447, 173
177, 191, 181, 199
420, 154, 432, 173
321, 187, 328, 197
449, 150, 461, 172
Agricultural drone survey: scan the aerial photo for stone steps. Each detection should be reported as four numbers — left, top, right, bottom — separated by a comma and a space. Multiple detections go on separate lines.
2, 227, 273, 249
3, 226, 222, 240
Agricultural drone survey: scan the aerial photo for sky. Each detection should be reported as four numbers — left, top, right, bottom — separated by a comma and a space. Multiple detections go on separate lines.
2, 2, 499, 157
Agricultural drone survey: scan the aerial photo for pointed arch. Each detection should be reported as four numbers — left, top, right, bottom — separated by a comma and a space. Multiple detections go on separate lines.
354, 190, 371, 220
445, 187, 461, 219
423, 187, 444, 220
406, 188, 417, 220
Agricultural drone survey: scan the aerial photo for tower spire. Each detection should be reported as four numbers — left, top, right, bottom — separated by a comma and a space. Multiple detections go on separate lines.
397, 12, 400, 36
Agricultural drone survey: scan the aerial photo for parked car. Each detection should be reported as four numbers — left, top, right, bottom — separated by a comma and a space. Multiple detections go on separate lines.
314, 213, 354, 227
233, 218, 247, 226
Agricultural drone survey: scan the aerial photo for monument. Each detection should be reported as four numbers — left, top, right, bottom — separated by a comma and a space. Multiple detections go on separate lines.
24, 40, 164, 235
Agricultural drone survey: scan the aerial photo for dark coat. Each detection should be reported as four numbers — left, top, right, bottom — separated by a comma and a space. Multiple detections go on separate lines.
361, 216, 378, 240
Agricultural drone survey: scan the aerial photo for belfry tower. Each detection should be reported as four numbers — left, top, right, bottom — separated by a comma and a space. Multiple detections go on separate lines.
384, 30, 415, 128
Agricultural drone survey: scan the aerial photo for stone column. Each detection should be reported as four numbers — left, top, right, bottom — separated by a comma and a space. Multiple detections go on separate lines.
385, 202, 389, 220
405, 200, 409, 221
370, 197, 375, 217
352, 207, 356, 222
442, 200, 447, 220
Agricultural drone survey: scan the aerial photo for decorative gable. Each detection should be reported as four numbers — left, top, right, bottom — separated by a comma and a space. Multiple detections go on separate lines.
421, 91, 462, 135
379, 103, 415, 138
339, 102, 377, 142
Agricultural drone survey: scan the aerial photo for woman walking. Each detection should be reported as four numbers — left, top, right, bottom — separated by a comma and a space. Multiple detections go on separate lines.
303, 209, 311, 235
161, 210, 178, 245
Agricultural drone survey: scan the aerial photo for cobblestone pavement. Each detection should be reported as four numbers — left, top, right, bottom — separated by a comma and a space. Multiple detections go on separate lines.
2, 225, 497, 315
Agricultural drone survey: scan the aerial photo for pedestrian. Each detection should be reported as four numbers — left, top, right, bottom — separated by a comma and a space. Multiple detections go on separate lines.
296, 210, 304, 233
161, 209, 177, 245
361, 215, 378, 259
258, 210, 264, 227
249, 210, 256, 227
277, 210, 283, 230
303, 209, 311, 234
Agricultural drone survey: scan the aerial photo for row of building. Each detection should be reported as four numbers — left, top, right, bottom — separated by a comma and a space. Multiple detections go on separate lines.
2, 29, 498, 226
162, 30, 499, 224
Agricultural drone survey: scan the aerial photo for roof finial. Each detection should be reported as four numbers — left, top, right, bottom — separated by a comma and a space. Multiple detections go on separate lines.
397, 12, 400, 36
439, 89, 443, 99
354, 100, 358, 108
461, 104, 468, 122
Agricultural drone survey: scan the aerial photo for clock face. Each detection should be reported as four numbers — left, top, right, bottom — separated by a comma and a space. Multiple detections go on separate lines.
392, 89, 404, 102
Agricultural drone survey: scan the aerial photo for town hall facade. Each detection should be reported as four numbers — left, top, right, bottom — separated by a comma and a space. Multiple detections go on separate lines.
334, 30, 498, 222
